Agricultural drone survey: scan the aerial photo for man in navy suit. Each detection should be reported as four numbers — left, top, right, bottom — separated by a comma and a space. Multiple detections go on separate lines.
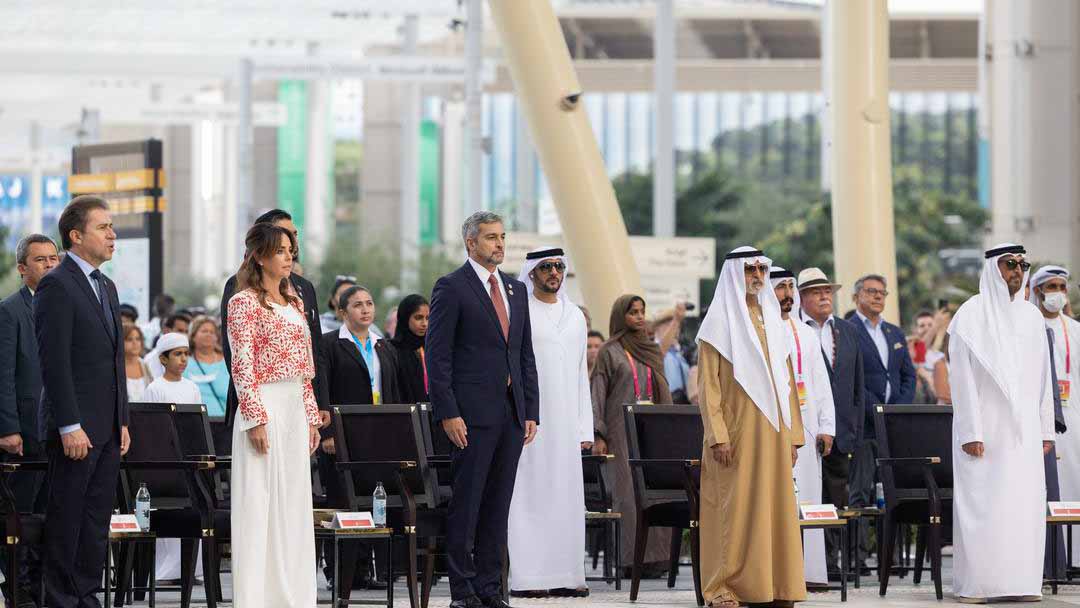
0, 234, 59, 606
36, 196, 131, 608
848, 274, 915, 548
427, 211, 540, 608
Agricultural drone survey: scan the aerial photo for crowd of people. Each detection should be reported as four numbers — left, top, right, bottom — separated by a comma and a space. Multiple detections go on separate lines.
0, 194, 1073, 607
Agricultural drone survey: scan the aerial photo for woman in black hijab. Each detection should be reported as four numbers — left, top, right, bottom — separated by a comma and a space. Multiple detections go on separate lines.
388, 294, 430, 403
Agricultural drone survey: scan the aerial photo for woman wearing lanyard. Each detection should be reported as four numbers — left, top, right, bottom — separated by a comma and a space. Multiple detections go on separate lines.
387, 294, 431, 404
590, 294, 673, 578
317, 284, 400, 595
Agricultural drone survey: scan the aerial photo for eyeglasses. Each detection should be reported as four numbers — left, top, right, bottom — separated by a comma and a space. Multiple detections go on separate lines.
862, 288, 889, 298
743, 263, 769, 274
536, 261, 566, 274
335, 274, 358, 283
1002, 259, 1032, 272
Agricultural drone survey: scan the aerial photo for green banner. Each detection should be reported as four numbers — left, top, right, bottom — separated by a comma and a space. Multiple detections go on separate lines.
419, 120, 441, 246
277, 81, 308, 234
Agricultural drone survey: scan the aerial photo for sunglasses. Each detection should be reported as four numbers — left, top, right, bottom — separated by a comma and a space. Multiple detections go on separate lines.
1002, 259, 1031, 272
336, 274, 358, 283
536, 261, 566, 274
744, 263, 769, 275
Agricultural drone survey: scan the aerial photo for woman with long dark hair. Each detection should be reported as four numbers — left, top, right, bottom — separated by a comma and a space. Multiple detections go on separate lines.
227, 223, 320, 607
590, 294, 673, 577
387, 294, 431, 403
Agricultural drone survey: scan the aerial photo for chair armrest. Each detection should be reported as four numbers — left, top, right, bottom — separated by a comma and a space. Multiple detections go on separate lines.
335, 460, 418, 471
0, 461, 49, 473
122, 460, 217, 471
876, 456, 941, 466
581, 454, 615, 464
628, 458, 700, 468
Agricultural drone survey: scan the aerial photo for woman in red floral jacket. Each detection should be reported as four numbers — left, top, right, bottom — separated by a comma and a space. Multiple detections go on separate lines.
227, 223, 321, 607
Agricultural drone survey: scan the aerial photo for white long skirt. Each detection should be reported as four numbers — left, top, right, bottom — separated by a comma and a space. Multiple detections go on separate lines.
231, 378, 317, 608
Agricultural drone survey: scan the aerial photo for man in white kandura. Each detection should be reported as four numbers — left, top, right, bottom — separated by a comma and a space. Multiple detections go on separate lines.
508, 247, 594, 598
1029, 264, 1080, 567
772, 267, 835, 589
949, 243, 1055, 603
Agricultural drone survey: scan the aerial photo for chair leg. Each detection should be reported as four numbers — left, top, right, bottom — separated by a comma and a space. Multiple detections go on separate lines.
201, 539, 218, 608
913, 526, 926, 585
179, 539, 198, 608
421, 538, 436, 608
691, 525, 704, 607
877, 520, 896, 597
406, 532, 419, 608
115, 542, 136, 607
591, 526, 601, 571
667, 529, 681, 588
928, 520, 944, 600
629, 520, 648, 601
8, 540, 19, 608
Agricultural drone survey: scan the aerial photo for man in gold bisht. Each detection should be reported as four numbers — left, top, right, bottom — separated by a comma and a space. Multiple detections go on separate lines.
696, 246, 807, 608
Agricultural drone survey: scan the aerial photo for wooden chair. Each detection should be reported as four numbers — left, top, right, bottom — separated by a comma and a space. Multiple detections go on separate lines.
622, 404, 704, 605
873, 405, 953, 600
332, 404, 446, 608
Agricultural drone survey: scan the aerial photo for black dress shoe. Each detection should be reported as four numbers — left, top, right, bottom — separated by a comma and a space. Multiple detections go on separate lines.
449, 597, 484, 608
510, 590, 548, 598
479, 597, 513, 608
549, 587, 589, 598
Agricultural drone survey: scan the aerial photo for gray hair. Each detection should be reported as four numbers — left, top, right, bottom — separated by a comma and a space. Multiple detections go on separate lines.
16, 234, 57, 265
461, 211, 504, 243
854, 274, 888, 294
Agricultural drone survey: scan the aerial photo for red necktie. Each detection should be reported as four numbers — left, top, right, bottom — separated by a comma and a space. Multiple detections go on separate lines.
488, 275, 510, 340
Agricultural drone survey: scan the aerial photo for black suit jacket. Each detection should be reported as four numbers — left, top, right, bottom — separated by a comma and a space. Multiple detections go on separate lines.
221, 273, 328, 429
0, 286, 42, 440
851, 314, 916, 438
34, 255, 128, 445
319, 330, 401, 406
809, 315, 865, 455
426, 263, 539, 427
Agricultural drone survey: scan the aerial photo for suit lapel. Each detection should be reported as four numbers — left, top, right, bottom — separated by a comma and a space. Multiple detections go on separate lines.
853, 319, 886, 372
18, 286, 32, 317
63, 256, 113, 341
462, 263, 508, 345
339, 337, 371, 376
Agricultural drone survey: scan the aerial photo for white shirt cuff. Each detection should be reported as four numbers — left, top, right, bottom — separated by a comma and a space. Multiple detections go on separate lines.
59, 423, 82, 435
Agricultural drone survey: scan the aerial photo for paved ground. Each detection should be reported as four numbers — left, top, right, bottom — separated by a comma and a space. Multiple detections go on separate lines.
98, 555, 1080, 607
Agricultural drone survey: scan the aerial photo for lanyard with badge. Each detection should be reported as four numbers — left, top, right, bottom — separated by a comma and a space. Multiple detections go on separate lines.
626, 350, 654, 404
351, 333, 380, 404
788, 319, 808, 408
1061, 317, 1072, 405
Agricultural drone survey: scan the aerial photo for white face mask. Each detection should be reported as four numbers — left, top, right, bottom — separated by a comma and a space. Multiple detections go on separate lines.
1043, 291, 1069, 314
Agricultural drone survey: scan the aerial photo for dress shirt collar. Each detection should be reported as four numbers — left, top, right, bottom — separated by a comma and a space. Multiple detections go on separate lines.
467, 256, 502, 287
339, 322, 380, 346
67, 250, 98, 278
801, 310, 833, 330
856, 309, 882, 330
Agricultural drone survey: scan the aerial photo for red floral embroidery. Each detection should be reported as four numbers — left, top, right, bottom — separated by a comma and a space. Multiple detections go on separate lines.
227, 290, 320, 426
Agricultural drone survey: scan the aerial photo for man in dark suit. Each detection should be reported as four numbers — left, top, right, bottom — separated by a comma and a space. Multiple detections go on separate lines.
219, 209, 329, 447
0, 234, 60, 606
427, 211, 539, 608
36, 196, 131, 608
848, 274, 915, 561
797, 267, 865, 579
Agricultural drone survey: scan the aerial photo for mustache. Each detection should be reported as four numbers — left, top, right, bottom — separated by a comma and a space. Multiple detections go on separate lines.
779, 297, 794, 307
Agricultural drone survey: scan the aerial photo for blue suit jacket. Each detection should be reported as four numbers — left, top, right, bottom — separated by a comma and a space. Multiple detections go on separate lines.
852, 314, 915, 438
34, 254, 128, 445
426, 263, 540, 427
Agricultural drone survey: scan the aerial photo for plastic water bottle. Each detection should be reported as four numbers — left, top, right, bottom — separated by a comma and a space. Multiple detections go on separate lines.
373, 482, 387, 527
135, 483, 151, 531
793, 477, 801, 517
875, 482, 886, 510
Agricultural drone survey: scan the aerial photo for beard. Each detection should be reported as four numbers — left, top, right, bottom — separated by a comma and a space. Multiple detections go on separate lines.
537, 280, 561, 294
779, 298, 794, 313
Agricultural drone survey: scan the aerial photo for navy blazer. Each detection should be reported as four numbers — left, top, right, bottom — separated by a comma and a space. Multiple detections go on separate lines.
34, 254, 128, 445
426, 263, 540, 427
811, 315, 866, 455
852, 313, 916, 438
0, 286, 43, 440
